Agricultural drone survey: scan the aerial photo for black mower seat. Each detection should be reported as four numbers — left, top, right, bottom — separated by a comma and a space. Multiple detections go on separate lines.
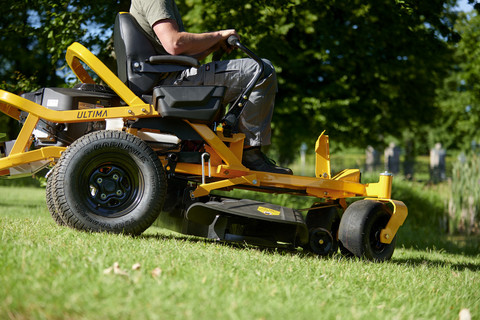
114, 12, 225, 123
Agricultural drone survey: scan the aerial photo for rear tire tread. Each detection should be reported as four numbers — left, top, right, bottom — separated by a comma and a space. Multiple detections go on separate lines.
46, 167, 65, 226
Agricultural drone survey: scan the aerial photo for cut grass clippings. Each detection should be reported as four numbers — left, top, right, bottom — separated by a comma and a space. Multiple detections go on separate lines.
0, 186, 479, 319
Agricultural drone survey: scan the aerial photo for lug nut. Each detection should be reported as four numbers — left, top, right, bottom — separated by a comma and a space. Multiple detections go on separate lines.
112, 174, 119, 180
100, 193, 107, 200
116, 190, 123, 196
97, 178, 103, 184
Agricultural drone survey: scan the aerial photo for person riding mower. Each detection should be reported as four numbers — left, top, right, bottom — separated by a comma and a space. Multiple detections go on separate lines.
0, 13, 407, 261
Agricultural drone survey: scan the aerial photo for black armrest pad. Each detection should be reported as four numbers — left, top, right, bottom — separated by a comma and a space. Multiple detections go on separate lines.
147, 55, 200, 68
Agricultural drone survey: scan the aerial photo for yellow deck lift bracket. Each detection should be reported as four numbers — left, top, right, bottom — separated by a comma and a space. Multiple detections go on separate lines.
315, 131, 331, 179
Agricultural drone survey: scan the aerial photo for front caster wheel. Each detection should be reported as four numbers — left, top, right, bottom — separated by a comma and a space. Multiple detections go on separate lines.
338, 200, 396, 261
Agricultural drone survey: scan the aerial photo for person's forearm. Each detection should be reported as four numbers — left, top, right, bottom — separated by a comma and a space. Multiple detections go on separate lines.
169, 31, 222, 56
153, 20, 237, 57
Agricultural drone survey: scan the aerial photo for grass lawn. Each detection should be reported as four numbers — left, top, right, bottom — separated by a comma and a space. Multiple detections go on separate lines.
1, 186, 479, 320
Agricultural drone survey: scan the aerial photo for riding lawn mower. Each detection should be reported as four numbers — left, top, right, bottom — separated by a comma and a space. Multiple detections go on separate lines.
0, 13, 407, 261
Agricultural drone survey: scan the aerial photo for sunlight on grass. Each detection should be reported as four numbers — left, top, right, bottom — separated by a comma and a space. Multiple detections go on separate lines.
0, 186, 479, 319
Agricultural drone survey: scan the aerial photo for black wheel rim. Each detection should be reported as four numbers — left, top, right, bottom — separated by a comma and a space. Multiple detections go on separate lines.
78, 152, 143, 218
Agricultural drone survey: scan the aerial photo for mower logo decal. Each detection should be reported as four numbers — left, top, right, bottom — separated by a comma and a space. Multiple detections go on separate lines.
257, 206, 280, 216
77, 110, 108, 119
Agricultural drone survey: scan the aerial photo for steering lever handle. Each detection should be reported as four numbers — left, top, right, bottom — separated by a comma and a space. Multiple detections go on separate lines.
227, 35, 240, 47
221, 35, 265, 132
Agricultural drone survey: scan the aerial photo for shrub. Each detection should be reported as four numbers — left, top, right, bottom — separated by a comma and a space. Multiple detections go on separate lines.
448, 153, 480, 235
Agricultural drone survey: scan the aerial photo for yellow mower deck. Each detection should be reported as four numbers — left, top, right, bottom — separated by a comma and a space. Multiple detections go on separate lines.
0, 42, 407, 245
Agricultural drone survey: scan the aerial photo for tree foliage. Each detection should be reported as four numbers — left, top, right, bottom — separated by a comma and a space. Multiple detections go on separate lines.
178, 0, 461, 160
433, 10, 480, 151
0, 0, 129, 139
0, 0, 469, 161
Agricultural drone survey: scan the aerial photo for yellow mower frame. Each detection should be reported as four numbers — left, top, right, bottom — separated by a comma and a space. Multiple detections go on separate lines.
0, 42, 407, 247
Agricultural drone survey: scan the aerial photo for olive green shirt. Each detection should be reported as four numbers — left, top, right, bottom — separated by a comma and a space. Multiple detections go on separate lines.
130, 0, 185, 46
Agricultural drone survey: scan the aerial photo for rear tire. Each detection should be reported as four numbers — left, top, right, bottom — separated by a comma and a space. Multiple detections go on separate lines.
46, 167, 65, 226
338, 200, 396, 261
53, 130, 166, 235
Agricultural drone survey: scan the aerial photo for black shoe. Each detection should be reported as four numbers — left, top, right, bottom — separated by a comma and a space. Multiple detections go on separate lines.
242, 147, 293, 175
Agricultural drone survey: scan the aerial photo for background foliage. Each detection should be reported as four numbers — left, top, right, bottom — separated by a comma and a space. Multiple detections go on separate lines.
433, 10, 480, 150
184, 0, 460, 162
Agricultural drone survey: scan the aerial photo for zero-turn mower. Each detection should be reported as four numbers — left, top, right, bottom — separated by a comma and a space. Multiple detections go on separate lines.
0, 13, 407, 261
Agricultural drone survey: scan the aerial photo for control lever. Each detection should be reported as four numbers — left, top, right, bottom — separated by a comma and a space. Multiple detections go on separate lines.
221, 36, 265, 131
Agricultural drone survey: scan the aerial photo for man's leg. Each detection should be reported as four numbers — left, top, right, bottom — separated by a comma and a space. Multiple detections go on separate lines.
162, 58, 292, 174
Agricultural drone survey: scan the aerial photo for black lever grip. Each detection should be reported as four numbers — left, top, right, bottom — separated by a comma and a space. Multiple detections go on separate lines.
227, 35, 240, 47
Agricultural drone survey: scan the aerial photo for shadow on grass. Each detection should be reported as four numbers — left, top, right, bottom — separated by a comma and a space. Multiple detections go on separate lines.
399, 240, 480, 257
138, 225, 480, 272
397, 224, 480, 257
140, 232, 307, 256
141, 228, 479, 271
391, 257, 480, 271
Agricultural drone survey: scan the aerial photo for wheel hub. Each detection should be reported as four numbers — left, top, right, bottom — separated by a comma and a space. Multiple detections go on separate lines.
372, 230, 386, 252
89, 165, 132, 209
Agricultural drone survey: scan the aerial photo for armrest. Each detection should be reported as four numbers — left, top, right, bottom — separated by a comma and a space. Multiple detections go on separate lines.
147, 55, 200, 68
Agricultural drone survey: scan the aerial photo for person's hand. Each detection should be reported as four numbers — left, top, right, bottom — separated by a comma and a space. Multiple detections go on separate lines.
219, 29, 239, 40
218, 29, 239, 54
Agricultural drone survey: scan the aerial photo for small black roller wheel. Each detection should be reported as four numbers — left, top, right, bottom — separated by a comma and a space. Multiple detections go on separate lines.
45, 167, 65, 226
338, 200, 396, 261
305, 206, 340, 256
53, 130, 167, 235
309, 227, 334, 256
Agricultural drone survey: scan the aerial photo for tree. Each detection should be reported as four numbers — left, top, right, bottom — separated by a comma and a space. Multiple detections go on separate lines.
180, 0, 460, 161
433, 10, 480, 151
0, 0, 129, 139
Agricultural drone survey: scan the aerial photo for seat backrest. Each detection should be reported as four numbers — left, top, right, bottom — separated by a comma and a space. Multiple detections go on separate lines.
114, 13, 171, 96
